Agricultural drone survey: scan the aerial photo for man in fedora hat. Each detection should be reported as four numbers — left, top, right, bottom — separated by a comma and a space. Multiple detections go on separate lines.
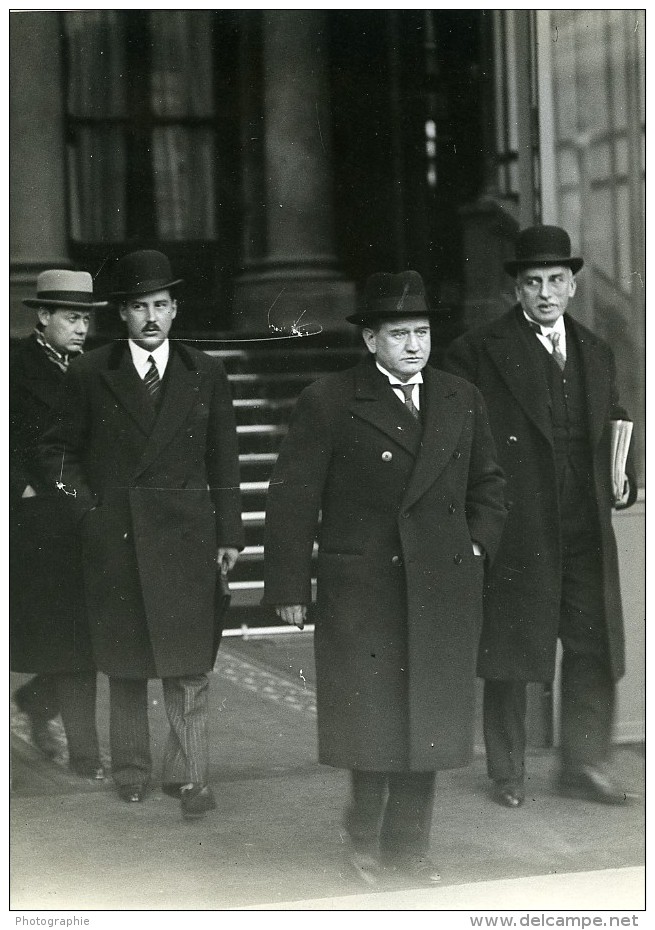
444, 225, 637, 808
38, 250, 244, 818
263, 271, 506, 885
11, 270, 106, 779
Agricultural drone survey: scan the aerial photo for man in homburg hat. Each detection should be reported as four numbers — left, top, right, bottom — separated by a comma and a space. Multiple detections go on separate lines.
263, 271, 506, 885
443, 225, 637, 809
38, 250, 244, 818
11, 270, 106, 779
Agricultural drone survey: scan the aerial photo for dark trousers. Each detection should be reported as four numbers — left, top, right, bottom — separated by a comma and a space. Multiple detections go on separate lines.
15, 672, 100, 767
345, 770, 436, 860
484, 488, 614, 785
109, 674, 209, 787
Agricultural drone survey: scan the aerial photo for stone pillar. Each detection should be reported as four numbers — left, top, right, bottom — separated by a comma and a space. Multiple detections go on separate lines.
233, 10, 355, 333
10, 12, 71, 337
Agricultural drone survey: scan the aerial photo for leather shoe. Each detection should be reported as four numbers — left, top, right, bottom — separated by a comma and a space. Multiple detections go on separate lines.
161, 782, 184, 799
347, 850, 383, 887
180, 784, 216, 820
493, 782, 525, 808
386, 853, 442, 885
70, 759, 105, 781
117, 783, 147, 803
558, 765, 631, 805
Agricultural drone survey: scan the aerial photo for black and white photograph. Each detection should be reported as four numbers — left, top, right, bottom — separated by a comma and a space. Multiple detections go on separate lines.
7, 4, 646, 917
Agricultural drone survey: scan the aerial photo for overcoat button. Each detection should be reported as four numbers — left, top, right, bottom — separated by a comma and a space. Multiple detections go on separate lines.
391, 555, 402, 566
453, 450, 461, 459
507, 435, 518, 444
454, 553, 463, 565
381, 450, 393, 462
448, 503, 456, 514
402, 511, 410, 519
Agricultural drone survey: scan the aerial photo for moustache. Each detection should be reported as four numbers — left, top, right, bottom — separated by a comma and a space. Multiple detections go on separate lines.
142, 325, 161, 332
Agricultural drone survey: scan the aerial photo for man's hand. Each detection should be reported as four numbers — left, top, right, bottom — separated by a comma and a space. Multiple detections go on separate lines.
275, 604, 307, 630
21, 484, 37, 498
217, 547, 240, 574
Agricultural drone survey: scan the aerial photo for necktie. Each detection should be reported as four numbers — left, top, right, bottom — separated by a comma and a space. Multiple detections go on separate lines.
144, 355, 161, 404
398, 383, 420, 421
547, 331, 566, 371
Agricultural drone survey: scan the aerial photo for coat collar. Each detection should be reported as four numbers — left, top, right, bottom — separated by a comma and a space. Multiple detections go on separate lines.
483, 306, 609, 448
14, 334, 66, 407
101, 341, 202, 478
350, 356, 465, 509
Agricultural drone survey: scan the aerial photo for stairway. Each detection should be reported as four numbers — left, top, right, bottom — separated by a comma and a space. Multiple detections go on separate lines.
207, 337, 363, 628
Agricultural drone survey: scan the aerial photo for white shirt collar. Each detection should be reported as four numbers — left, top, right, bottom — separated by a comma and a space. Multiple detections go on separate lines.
375, 361, 423, 386
523, 310, 566, 338
128, 339, 170, 378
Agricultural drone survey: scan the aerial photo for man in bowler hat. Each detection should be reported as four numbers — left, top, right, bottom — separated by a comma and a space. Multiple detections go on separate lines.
263, 271, 506, 885
11, 270, 106, 779
38, 250, 244, 818
444, 225, 637, 808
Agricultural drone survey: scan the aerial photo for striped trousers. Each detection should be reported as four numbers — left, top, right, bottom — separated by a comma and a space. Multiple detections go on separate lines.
109, 674, 209, 787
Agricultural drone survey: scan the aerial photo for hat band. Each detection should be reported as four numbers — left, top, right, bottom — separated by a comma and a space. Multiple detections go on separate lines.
364, 295, 430, 315
514, 253, 575, 264
113, 276, 178, 294
36, 290, 96, 303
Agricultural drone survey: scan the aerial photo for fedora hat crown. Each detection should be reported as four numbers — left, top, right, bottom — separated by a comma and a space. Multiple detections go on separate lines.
110, 249, 183, 298
23, 269, 108, 309
505, 225, 583, 276
347, 270, 436, 325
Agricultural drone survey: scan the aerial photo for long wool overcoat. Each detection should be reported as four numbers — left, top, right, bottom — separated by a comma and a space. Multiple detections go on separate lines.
10, 334, 94, 674
443, 306, 636, 683
263, 357, 507, 772
37, 341, 244, 679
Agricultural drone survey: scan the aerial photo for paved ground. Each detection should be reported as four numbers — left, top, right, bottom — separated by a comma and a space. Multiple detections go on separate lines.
9, 633, 646, 911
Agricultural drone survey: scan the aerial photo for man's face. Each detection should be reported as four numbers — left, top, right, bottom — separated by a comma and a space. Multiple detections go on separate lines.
119, 289, 177, 351
515, 264, 576, 327
38, 307, 91, 354
362, 316, 431, 382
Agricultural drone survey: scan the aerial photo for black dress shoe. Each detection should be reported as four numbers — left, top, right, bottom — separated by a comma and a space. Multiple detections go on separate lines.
347, 850, 383, 887
161, 782, 184, 799
180, 784, 216, 820
70, 759, 105, 781
117, 783, 147, 803
386, 853, 442, 885
558, 765, 630, 805
493, 782, 525, 808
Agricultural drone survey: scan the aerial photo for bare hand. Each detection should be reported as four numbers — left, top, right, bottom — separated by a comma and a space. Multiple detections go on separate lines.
21, 485, 37, 498
217, 547, 240, 574
275, 605, 307, 630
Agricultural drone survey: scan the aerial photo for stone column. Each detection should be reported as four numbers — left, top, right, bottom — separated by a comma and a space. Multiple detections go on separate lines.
10, 12, 71, 336
233, 10, 355, 332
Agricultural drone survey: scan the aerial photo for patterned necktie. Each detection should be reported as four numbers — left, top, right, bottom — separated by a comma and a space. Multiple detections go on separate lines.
398, 383, 420, 420
144, 355, 161, 404
547, 331, 566, 371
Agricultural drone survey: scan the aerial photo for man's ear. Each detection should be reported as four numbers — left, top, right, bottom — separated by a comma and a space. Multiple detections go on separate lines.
118, 304, 127, 323
170, 299, 178, 320
36, 308, 52, 329
361, 326, 377, 355
568, 274, 577, 298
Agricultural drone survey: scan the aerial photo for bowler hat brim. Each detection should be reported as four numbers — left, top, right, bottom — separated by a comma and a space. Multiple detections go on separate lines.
504, 257, 584, 277
346, 306, 440, 326
109, 277, 183, 299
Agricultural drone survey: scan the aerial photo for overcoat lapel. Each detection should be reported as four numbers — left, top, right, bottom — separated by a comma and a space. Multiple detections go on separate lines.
101, 344, 157, 436
19, 337, 64, 409
349, 358, 421, 457
567, 317, 610, 450
402, 367, 464, 510
485, 309, 553, 445
132, 346, 202, 479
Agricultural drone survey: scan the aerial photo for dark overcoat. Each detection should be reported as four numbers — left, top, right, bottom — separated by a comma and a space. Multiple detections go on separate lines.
37, 341, 244, 679
443, 306, 636, 682
263, 357, 507, 772
10, 334, 94, 674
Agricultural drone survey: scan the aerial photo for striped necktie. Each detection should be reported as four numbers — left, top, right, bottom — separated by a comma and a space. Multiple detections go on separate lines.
398, 382, 420, 420
144, 355, 162, 404
526, 318, 566, 371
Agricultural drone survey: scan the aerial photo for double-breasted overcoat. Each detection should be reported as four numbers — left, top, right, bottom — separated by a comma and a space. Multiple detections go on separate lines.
38, 341, 244, 679
263, 357, 507, 772
10, 334, 94, 674
443, 306, 636, 683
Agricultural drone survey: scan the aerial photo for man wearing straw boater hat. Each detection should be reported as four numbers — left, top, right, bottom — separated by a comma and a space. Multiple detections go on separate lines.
264, 271, 506, 886
38, 250, 244, 818
11, 270, 106, 779
444, 225, 638, 809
